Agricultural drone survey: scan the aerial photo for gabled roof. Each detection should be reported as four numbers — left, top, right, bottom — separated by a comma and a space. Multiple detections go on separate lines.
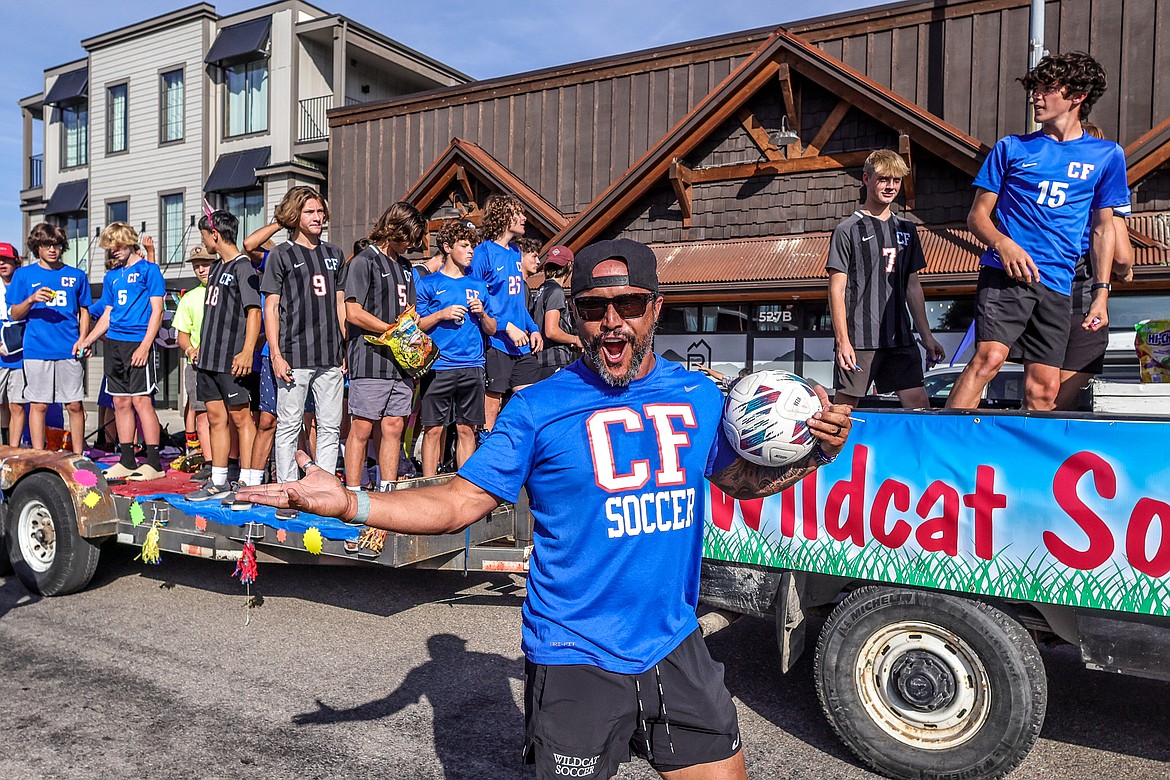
1125, 116, 1170, 186
402, 138, 568, 237
549, 27, 989, 251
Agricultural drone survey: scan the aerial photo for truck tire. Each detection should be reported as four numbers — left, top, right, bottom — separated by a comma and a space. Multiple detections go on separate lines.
814, 586, 1046, 780
6, 472, 100, 596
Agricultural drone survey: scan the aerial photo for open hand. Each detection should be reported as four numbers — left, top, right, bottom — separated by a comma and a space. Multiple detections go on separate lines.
235, 450, 356, 520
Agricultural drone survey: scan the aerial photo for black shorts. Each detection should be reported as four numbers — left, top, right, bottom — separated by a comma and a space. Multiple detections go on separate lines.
196, 367, 258, 408
1006, 256, 1107, 373
419, 367, 485, 427
834, 345, 924, 396
975, 266, 1071, 368
523, 629, 740, 779
104, 339, 157, 396
485, 347, 544, 393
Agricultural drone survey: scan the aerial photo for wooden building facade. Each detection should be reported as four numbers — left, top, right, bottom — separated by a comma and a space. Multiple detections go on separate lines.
326, 0, 1170, 380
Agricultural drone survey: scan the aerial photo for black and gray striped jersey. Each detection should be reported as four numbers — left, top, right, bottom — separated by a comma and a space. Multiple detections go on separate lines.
198, 254, 261, 373
825, 211, 926, 350
260, 240, 345, 369
342, 244, 416, 380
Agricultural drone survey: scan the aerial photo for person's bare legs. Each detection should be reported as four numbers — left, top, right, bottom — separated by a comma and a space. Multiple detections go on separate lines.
896, 386, 931, 409
228, 404, 257, 471
28, 403, 47, 450
833, 391, 861, 406
65, 401, 85, 454
196, 411, 211, 459
8, 402, 25, 448
378, 415, 406, 485
658, 750, 747, 780
344, 417, 375, 488
205, 400, 230, 468
421, 425, 444, 477
454, 423, 477, 468
252, 410, 277, 480
1023, 361, 1061, 411
484, 391, 503, 431
1055, 369, 1093, 411
130, 395, 160, 446
945, 341, 1009, 409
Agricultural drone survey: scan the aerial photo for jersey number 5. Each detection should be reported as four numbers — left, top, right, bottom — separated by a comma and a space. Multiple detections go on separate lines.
1036, 180, 1068, 208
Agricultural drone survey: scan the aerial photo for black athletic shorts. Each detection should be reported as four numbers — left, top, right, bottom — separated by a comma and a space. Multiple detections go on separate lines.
104, 339, 157, 396
485, 347, 544, 393
523, 629, 740, 779
419, 366, 486, 427
196, 367, 259, 408
834, 345, 924, 396
975, 266, 1071, 368
1007, 257, 1109, 374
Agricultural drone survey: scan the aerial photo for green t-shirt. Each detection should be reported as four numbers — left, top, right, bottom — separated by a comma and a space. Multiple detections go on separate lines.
172, 284, 207, 352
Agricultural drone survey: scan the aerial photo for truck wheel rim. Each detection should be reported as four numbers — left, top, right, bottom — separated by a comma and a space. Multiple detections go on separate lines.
854, 620, 991, 749
16, 499, 56, 573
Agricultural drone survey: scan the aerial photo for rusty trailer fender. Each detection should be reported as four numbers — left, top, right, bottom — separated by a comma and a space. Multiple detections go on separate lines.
0, 446, 120, 538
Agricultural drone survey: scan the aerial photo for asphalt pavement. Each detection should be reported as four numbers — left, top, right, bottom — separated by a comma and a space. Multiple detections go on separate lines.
1, 545, 1167, 779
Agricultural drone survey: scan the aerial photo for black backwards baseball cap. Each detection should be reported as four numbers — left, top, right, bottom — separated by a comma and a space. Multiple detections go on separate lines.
570, 238, 659, 296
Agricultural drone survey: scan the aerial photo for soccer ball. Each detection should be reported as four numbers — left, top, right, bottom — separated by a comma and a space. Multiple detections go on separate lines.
722, 370, 821, 467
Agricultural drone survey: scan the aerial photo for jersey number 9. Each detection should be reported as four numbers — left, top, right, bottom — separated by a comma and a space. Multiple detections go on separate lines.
312, 274, 327, 297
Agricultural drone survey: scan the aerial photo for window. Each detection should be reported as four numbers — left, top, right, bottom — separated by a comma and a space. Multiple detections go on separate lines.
107, 200, 128, 224
225, 60, 268, 137
160, 69, 184, 143
61, 104, 88, 168
61, 214, 89, 269
223, 188, 263, 242
106, 83, 128, 154
160, 193, 185, 266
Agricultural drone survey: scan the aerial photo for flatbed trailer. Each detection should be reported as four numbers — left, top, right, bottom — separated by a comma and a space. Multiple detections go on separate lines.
0, 450, 533, 599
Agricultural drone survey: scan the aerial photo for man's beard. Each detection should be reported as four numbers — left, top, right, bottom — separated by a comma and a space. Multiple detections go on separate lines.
582, 322, 656, 388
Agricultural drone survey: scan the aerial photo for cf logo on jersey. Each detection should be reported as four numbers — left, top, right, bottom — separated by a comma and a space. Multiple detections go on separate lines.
60, 277, 76, 288
586, 404, 696, 491
219, 272, 235, 285
896, 231, 911, 246
324, 257, 340, 271
1068, 162, 1096, 180
127, 273, 140, 284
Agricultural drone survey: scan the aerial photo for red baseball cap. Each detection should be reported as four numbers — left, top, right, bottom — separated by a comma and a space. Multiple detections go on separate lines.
542, 245, 574, 269
0, 243, 19, 262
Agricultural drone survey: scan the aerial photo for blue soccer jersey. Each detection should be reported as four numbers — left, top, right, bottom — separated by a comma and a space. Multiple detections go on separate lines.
974, 131, 1130, 295
469, 240, 538, 355
98, 258, 166, 341
458, 358, 736, 673
7, 263, 93, 360
416, 269, 491, 370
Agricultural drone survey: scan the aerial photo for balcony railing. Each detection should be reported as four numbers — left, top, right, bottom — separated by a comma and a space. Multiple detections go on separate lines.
28, 154, 43, 190
298, 95, 332, 143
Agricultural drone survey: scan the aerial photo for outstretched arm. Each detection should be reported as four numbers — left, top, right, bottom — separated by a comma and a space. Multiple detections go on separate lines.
235, 450, 502, 533
710, 385, 853, 500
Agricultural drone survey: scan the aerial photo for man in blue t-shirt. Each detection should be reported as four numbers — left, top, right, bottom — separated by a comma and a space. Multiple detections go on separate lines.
81, 223, 167, 480
238, 238, 854, 780
416, 219, 496, 477
469, 194, 543, 429
947, 52, 1130, 411
8, 222, 92, 454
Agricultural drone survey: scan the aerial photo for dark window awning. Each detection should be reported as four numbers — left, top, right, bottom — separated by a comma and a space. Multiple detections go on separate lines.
205, 17, 271, 67
44, 68, 88, 107
44, 180, 88, 216
204, 147, 270, 193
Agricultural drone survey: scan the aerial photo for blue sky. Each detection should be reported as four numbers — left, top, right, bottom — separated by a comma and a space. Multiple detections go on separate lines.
0, 0, 875, 248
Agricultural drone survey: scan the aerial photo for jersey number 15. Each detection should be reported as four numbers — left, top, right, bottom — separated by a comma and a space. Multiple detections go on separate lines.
1036, 180, 1068, 208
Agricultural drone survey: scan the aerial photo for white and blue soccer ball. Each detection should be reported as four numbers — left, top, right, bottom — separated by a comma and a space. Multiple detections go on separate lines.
721, 370, 821, 467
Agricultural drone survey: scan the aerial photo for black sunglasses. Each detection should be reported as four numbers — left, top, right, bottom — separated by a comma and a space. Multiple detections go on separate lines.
573, 293, 655, 321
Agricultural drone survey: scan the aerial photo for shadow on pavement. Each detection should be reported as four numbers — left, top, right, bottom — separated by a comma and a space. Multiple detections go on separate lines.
293, 633, 526, 779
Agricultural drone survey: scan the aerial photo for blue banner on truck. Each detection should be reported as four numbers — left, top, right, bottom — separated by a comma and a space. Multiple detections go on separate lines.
704, 411, 1170, 617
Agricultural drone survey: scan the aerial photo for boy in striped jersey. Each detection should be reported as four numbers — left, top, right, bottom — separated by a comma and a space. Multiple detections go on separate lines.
188, 211, 262, 506
827, 149, 945, 408
341, 202, 426, 492
262, 187, 346, 513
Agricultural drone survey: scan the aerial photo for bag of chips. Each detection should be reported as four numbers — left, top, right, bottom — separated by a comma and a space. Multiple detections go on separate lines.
1135, 319, 1170, 383
363, 306, 440, 378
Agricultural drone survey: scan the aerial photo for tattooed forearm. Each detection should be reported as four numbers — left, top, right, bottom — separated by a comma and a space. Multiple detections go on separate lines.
710, 455, 820, 500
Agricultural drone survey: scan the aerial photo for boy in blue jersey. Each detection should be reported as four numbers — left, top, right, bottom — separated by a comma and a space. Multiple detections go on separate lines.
238, 238, 854, 780
7, 223, 91, 454
469, 194, 543, 429
947, 52, 1129, 410
416, 219, 496, 476
80, 223, 167, 480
